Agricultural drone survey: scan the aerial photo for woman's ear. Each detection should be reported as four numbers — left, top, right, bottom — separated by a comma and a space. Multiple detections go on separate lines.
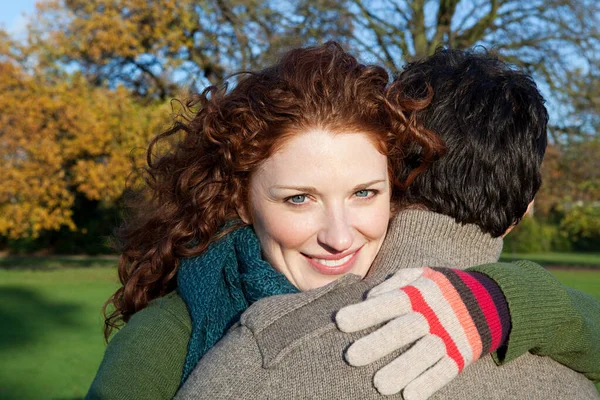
236, 203, 252, 225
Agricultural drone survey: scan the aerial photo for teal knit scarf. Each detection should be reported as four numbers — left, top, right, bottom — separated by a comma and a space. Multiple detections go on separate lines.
177, 225, 299, 384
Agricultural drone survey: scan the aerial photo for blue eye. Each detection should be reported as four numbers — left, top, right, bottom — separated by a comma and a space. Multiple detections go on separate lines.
355, 190, 371, 198
288, 194, 307, 204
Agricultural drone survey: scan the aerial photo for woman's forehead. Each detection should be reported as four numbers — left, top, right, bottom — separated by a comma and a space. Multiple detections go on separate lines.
253, 129, 388, 187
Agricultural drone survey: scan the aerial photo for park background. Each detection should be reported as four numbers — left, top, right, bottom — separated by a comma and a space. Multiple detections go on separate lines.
0, 0, 599, 399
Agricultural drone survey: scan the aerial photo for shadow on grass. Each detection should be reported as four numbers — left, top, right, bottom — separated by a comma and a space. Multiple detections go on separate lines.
0, 256, 118, 270
0, 286, 84, 351
0, 287, 88, 399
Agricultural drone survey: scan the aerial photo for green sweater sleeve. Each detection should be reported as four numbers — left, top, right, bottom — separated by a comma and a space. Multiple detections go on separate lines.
85, 291, 192, 400
467, 260, 600, 383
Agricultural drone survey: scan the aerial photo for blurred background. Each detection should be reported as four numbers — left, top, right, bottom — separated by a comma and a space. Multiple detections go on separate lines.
0, 1, 598, 399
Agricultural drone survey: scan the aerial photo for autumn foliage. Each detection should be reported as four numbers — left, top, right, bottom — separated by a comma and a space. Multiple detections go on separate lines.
0, 0, 599, 250
0, 37, 171, 240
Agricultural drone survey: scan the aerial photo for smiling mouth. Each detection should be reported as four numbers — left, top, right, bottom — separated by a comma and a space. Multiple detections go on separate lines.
303, 247, 363, 276
312, 253, 354, 267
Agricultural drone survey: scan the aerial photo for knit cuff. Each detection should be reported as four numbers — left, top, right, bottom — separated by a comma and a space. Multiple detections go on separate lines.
466, 260, 571, 364
431, 269, 510, 355
469, 272, 511, 351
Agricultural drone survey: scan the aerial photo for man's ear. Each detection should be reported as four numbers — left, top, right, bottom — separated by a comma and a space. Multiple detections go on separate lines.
502, 200, 534, 237
524, 200, 534, 216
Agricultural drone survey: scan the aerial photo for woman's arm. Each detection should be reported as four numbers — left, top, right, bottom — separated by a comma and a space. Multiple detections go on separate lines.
336, 261, 600, 398
468, 260, 600, 382
85, 291, 191, 400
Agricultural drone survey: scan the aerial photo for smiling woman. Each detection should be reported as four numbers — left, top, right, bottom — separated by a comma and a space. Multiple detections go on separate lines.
87, 41, 442, 399
246, 129, 391, 290
101, 41, 445, 340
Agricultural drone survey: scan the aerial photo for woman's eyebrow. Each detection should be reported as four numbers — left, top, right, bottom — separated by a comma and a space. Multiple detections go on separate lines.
272, 179, 387, 193
351, 179, 387, 191
271, 185, 318, 193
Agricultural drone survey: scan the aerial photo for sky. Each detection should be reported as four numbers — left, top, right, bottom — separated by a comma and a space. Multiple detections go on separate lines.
0, 0, 39, 37
0, 0, 571, 129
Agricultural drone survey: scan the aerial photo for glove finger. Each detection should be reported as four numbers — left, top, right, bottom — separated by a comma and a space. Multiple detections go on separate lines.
402, 356, 459, 400
345, 312, 429, 366
336, 289, 412, 333
373, 335, 446, 396
367, 268, 425, 298
409, 275, 473, 365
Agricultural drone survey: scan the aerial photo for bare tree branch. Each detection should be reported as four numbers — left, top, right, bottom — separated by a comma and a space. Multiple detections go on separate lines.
431, 0, 460, 52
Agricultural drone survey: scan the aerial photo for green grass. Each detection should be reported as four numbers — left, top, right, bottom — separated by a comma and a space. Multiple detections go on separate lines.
0, 267, 119, 400
548, 269, 600, 393
500, 252, 600, 268
550, 269, 600, 300
1, 258, 599, 399
0, 255, 118, 270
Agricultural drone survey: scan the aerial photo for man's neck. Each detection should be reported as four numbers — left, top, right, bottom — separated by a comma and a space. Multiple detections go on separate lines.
367, 209, 503, 284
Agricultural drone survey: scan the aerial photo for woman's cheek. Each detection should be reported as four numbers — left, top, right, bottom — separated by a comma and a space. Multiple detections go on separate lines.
354, 198, 391, 240
261, 207, 318, 248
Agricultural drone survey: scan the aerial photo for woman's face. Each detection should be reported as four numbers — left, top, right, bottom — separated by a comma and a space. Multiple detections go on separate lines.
246, 128, 391, 291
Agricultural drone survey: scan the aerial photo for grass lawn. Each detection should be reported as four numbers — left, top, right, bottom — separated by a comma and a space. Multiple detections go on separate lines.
0, 267, 119, 400
547, 269, 600, 394
549, 269, 600, 300
500, 251, 600, 268
1, 258, 599, 399
0, 255, 118, 270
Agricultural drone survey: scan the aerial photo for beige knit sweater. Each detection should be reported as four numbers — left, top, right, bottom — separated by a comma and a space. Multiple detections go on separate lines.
176, 210, 598, 399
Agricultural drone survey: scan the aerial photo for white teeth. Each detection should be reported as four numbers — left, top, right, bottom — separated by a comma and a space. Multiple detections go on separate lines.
313, 253, 354, 267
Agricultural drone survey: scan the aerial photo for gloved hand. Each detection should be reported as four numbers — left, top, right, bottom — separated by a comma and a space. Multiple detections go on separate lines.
336, 267, 511, 400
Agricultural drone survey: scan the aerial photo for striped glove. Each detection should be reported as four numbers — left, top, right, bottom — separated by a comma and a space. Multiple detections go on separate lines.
336, 267, 511, 400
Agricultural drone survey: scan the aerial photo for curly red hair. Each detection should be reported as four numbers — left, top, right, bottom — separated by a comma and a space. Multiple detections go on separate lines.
104, 42, 443, 339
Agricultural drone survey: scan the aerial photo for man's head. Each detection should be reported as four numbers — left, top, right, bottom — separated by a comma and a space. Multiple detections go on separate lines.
394, 48, 548, 237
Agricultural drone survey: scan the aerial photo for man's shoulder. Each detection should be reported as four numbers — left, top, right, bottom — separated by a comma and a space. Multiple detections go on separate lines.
436, 353, 599, 399
241, 274, 366, 332
237, 274, 369, 367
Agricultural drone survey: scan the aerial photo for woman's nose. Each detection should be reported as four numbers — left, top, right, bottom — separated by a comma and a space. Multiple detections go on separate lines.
317, 207, 353, 252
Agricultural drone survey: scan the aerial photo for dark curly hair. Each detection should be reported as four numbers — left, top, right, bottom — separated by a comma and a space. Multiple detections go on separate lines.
103, 42, 444, 339
394, 48, 548, 237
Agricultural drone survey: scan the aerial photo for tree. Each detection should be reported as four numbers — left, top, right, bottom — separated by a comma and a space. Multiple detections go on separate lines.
3, 0, 600, 242
0, 58, 75, 239
537, 139, 600, 216
348, 0, 600, 142
31, 0, 600, 138
32, 0, 353, 99
561, 204, 600, 246
534, 139, 600, 251
0, 33, 170, 239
